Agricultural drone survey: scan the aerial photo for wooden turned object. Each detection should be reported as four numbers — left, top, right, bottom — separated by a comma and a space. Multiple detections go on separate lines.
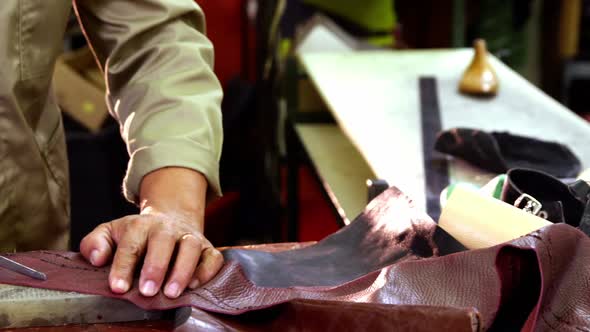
459, 39, 499, 96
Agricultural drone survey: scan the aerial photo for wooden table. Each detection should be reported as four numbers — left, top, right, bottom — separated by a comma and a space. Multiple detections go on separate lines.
296, 49, 590, 218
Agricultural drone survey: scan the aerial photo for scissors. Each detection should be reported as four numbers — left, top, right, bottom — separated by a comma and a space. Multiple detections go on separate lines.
0, 256, 47, 281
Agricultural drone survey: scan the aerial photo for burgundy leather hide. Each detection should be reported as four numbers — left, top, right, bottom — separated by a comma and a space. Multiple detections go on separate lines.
174, 301, 479, 332
1, 187, 589, 331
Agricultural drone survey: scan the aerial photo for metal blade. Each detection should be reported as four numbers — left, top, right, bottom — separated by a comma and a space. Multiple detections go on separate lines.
0, 256, 47, 281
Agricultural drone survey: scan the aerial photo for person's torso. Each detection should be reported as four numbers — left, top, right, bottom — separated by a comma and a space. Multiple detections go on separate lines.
0, 0, 73, 251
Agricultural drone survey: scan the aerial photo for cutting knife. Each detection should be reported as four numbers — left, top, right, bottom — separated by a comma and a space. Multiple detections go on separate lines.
0, 256, 47, 281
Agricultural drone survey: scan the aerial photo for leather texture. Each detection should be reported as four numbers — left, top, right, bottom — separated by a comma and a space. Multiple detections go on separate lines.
174, 301, 480, 332
1, 187, 590, 331
435, 128, 581, 178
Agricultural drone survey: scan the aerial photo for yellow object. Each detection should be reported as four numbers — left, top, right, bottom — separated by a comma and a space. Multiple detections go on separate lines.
439, 186, 551, 249
82, 102, 96, 114
303, 0, 396, 32
559, 0, 582, 59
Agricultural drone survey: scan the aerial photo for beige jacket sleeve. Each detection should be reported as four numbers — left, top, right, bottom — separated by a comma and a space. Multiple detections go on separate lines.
73, 0, 223, 203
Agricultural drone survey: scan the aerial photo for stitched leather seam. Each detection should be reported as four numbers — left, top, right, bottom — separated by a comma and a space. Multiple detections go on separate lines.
39, 251, 75, 260
38, 257, 104, 273
36, 251, 105, 273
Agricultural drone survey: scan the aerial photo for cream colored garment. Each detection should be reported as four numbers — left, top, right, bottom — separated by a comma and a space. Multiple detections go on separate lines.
0, 0, 223, 251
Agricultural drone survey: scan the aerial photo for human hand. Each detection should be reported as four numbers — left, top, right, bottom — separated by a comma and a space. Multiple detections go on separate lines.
79, 168, 223, 298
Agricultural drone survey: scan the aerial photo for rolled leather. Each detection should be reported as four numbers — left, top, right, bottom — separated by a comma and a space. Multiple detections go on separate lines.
1, 187, 589, 331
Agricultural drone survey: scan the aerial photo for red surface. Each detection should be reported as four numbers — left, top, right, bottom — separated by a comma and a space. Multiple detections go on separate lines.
292, 166, 341, 242
195, 0, 254, 87
204, 191, 240, 246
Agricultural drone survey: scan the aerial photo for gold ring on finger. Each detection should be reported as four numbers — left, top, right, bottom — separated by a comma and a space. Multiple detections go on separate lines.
180, 233, 195, 241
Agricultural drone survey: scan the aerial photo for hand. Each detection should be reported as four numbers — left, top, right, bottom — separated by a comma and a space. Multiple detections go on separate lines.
79, 168, 224, 298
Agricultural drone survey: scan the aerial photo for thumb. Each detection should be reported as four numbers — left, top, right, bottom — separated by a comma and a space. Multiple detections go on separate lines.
80, 222, 116, 267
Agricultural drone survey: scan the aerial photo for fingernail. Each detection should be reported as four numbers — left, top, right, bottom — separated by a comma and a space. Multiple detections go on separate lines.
164, 282, 181, 298
89, 250, 100, 266
111, 279, 129, 293
189, 279, 200, 289
140, 280, 158, 297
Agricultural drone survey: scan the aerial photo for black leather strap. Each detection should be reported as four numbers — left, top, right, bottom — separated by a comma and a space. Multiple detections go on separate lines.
504, 169, 587, 230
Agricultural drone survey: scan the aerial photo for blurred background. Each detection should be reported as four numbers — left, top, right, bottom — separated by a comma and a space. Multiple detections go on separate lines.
58, 0, 590, 249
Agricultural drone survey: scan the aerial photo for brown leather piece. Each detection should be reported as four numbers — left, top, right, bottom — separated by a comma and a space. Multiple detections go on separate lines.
216, 242, 316, 253
174, 301, 480, 332
1, 187, 589, 331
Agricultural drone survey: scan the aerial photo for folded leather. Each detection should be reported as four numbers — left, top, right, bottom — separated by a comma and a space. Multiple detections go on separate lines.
1, 187, 590, 331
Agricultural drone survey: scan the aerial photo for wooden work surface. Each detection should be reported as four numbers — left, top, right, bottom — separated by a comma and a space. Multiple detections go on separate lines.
299, 49, 590, 210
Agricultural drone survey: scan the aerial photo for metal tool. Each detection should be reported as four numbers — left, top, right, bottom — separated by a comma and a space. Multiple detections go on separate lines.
0, 256, 47, 281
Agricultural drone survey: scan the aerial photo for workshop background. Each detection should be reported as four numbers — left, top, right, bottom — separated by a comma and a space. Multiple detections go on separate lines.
58, 0, 590, 250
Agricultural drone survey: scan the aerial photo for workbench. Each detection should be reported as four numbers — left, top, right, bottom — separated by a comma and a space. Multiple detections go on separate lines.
289, 49, 590, 228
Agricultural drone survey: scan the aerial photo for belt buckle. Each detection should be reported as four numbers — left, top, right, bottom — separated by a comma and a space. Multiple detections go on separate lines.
514, 193, 543, 216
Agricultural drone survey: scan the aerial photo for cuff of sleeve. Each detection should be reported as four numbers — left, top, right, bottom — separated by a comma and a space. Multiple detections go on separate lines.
123, 138, 222, 204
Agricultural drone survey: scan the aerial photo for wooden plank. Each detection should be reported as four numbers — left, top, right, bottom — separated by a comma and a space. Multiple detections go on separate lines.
0, 284, 166, 328
295, 124, 375, 223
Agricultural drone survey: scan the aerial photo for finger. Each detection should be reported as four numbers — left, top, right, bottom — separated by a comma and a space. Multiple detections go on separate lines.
80, 222, 115, 267
190, 247, 224, 289
163, 234, 202, 298
109, 219, 149, 294
139, 231, 177, 297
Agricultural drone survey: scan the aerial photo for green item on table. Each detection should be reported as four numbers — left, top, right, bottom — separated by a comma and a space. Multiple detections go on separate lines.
303, 0, 396, 32
441, 174, 507, 209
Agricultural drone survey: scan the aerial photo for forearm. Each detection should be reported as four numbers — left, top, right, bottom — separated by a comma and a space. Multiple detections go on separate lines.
139, 167, 208, 233
74, 0, 223, 203
75, 0, 225, 298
